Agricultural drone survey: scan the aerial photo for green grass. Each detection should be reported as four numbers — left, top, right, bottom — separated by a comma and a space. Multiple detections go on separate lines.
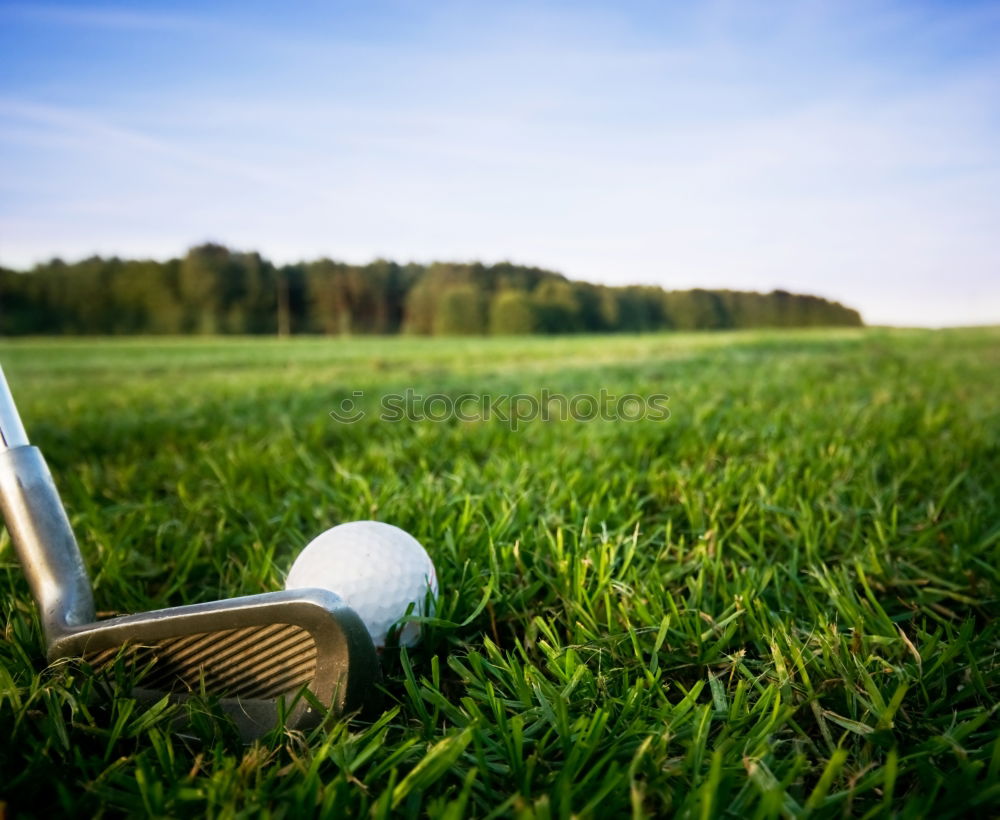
1, 327, 998, 818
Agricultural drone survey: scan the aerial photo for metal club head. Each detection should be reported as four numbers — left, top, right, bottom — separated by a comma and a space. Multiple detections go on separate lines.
49, 586, 380, 739
0, 363, 380, 740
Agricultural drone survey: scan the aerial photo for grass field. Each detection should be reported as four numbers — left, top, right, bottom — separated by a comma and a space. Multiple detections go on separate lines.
1, 327, 998, 818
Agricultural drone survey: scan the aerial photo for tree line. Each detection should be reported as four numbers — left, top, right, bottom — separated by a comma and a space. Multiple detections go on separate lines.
0, 244, 862, 335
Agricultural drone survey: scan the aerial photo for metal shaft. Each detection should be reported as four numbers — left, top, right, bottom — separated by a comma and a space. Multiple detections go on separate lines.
0, 363, 30, 450
0, 362, 95, 642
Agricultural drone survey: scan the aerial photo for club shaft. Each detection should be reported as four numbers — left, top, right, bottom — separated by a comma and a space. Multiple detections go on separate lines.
0, 363, 30, 451
0, 446, 96, 640
0, 363, 95, 642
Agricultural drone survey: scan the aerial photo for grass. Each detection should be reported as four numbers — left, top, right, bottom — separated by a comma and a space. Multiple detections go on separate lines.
1, 327, 998, 818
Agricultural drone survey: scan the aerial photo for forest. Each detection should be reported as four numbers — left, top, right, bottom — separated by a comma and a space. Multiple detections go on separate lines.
0, 244, 862, 335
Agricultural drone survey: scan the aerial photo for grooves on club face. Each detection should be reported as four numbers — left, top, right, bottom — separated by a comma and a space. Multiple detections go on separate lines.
50, 589, 382, 740
84, 623, 318, 701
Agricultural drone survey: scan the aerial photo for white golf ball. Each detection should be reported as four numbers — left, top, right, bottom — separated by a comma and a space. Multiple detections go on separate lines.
285, 520, 437, 648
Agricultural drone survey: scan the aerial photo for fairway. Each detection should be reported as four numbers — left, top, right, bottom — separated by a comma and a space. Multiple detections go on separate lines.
1, 328, 998, 817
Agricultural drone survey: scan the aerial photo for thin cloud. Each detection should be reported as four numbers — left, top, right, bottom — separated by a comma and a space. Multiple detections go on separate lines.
0, 99, 320, 193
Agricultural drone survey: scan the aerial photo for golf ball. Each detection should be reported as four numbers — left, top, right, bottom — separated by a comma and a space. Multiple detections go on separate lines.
285, 520, 437, 648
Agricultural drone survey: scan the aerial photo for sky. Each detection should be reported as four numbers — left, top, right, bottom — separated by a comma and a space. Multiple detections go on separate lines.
1, 1, 998, 327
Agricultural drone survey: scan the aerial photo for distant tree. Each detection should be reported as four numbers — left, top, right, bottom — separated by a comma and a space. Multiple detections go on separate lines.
178, 244, 230, 333
278, 264, 308, 335
596, 287, 621, 331
664, 289, 728, 330
719, 290, 770, 329
347, 259, 407, 334
533, 280, 582, 333
434, 285, 488, 335
489, 290, 539, 334
110, 258, 183, 333
489, 261, 560, 293
770, 289, 795, 328
402, 277, 438, 335
404, 263, 475, 334
841, 305, 863, 326
0, 268, 42, 334
570, 282, 606, 332
305, 259, 350, 334
614, 286, 666, 331
22, 258, 70, 333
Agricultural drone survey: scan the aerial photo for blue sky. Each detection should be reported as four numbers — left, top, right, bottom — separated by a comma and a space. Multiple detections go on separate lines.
1, 1, 998, 326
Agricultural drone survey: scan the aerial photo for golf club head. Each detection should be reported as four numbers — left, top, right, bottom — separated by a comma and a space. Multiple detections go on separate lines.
0, 364, 381, 739
51, 588, 381, 740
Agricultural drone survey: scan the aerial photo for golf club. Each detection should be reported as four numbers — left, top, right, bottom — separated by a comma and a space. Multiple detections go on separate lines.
0, 362, 380, 740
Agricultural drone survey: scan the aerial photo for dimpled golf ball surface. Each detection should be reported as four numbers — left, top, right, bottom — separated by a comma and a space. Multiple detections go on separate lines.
285, 521, 437, 648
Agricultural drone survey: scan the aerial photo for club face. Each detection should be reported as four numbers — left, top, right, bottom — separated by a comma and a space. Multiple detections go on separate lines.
48, 588, 380, 739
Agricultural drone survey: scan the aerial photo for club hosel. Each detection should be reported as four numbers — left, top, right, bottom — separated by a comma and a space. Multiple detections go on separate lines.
0, 446, 95, 643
